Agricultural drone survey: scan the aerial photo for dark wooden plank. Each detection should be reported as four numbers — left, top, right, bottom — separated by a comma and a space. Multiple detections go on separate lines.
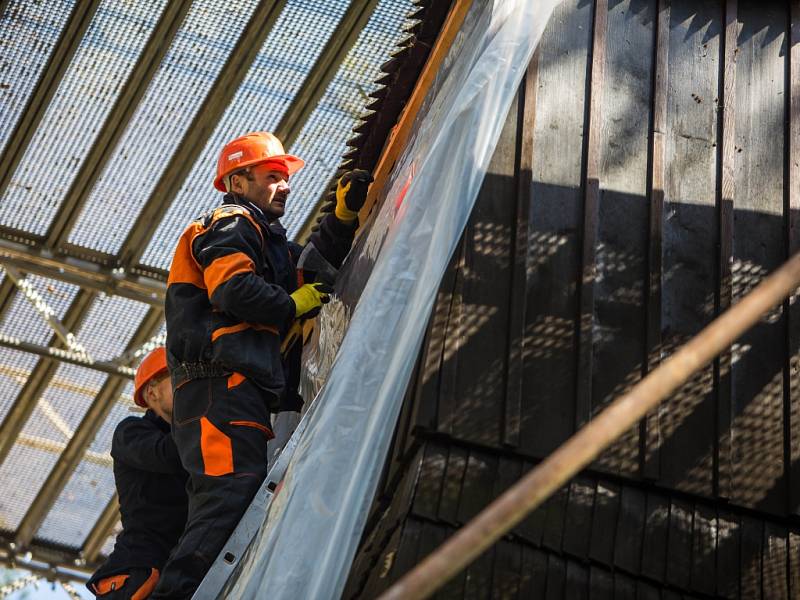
613, 572, 636, 600
789, 531, 800, 598
562, 477, 596, 559
739, 515, 763, 600
589, 481, 620, 565
543, 554, 566, 600
490, 540, 522, 600
613, 485, 646, 574
437, 238, 468, 438
652, 0, 723, 497
411, 442, 448, 520
462, 535, 495, 600
517, 461, 547, 545
716, 0, 737, 503
643, 0, 670, 483
457, 450, 498, 524
591, 0, 656, 478
389, 518, 424, 582
637, 580, 661, 600
416, 522, 448, 572
716, 510, 741, 599
588, 566, 614, 600
575, 0, 607, 432
521, 0, 595, 457
438, 446, 468, 524
438, 527, 468, 600
450, 89, 520, 448
415, 245, 462, 432
351, 521, 404, 600
518, 547, 548, 599
689, 504, 717, 596
729, 0, 788, 515
665, 499, 693, 588
541, 484, 570, 552
641, 492, 670, 582
564, 560, 589, 600
762, 523, 788, 600
504, 56, 537, 449
789, 0, 800, 519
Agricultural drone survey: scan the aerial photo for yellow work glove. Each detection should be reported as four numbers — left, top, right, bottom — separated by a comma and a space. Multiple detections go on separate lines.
335, 169, 374, 223
290, 282, 331, 318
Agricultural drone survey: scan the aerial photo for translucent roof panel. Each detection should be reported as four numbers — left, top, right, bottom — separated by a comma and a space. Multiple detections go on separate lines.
0, 274, 80, 346
0, 291, 147, 535
0, 347, 39, 424
0, 0, 78, 154
37, 382, 133, 547
0, 0, 169, 235
0, 363, 105, 532
67, 0, 262, 254
139, 0, 354, 270
0, 444, 58, 533
73, 294, 151, 361
283, 0, 414, 236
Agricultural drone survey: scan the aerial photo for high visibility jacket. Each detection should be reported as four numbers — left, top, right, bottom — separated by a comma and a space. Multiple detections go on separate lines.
165, 195, 356, 405
87, 411, 188, 586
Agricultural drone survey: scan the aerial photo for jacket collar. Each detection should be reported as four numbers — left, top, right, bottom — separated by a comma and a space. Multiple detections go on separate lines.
144, 409, 170, 432
222, 194, 288, 240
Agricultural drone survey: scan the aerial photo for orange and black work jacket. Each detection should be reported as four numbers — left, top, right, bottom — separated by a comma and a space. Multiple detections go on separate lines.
87, 411, 188, 589
165, 194, 356, 407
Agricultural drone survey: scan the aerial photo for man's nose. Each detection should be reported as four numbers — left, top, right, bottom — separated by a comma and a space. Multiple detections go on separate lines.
278, 180, 290, 194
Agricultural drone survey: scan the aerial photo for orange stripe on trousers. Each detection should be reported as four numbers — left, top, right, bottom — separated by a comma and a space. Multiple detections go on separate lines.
200, 417, 233, 476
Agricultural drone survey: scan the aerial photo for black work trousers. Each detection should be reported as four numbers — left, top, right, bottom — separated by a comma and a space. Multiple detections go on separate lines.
150, 374, 274, 599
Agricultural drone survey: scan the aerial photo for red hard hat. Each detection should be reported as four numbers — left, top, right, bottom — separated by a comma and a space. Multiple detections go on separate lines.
133, 347, 169, 408
214, 131, 305, 192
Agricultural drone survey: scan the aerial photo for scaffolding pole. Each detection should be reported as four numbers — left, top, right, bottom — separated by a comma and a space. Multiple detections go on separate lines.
379, 251, 800, 600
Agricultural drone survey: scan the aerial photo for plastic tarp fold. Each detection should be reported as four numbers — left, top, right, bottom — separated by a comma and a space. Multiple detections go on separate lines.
226, 1, 560, 597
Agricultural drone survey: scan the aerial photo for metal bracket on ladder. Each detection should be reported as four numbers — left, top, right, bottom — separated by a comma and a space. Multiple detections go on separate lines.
191, 409, 311, 599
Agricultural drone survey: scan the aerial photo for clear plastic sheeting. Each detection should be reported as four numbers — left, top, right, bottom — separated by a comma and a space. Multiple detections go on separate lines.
225, 1, 559, 597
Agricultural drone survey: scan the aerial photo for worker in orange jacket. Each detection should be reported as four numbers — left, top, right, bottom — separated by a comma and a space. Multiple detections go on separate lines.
86, 347, 188, 599
151, 131, 371, 598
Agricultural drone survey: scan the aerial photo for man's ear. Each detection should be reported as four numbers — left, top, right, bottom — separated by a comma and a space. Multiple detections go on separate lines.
142, 382, 154, 409
230, 172, 245, 194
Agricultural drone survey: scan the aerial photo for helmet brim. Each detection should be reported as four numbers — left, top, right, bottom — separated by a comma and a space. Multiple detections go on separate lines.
213, 153, 305, 192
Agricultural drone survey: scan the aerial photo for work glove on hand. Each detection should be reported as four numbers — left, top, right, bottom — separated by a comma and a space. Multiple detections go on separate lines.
335, 169, 374, 223
290, 282, 332, 318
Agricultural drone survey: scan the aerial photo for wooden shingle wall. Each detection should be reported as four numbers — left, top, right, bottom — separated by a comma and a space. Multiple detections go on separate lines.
346, 0, 800, 597
347, 442, 800, 598
415, 0, 799, 514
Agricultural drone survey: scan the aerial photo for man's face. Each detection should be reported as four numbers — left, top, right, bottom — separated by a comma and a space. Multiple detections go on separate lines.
145, 374, 174, 423
232, 164, 290, 220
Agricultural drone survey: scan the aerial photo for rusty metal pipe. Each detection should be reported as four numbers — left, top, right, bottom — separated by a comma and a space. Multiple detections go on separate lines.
379, 251, 800, 600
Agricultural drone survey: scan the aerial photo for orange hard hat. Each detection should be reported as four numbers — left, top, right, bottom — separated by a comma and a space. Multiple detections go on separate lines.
214, 131, 305, 192
133, 347, 169, 408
